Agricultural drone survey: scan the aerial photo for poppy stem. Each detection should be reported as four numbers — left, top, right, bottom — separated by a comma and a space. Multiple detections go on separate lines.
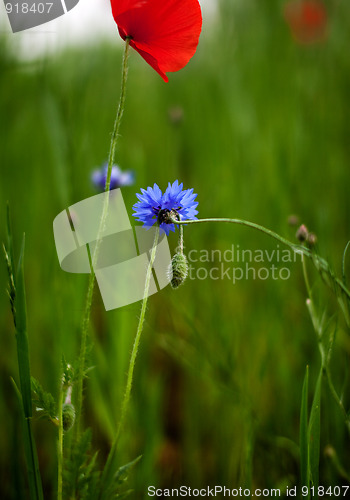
74, 39, 131, 444
100, 227, 160, 498
105, 38, 131, 191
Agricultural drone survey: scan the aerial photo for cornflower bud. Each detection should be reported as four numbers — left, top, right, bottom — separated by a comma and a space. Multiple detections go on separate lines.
169, 253, 188, 289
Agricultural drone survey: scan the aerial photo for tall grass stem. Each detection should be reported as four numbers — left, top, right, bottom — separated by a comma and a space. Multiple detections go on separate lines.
74, 39, 131, 441
57, 384, 64, 500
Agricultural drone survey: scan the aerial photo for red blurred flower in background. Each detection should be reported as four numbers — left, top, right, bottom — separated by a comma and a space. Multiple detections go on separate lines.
284, 1, 328, 44
110, 0, 202, 82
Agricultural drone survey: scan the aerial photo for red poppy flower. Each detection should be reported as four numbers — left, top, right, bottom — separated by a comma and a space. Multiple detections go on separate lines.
110, 0, 202, 82
284, 1, 328, 44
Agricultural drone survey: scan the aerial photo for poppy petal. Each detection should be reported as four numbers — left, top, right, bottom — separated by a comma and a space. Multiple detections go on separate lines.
111, 0, 202, 81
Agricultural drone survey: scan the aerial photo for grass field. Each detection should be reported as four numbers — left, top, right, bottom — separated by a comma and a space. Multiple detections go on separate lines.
1, 1, 350, 498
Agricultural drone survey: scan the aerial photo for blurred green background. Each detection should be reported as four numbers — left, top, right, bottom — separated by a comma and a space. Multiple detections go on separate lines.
1, 0, 350, 498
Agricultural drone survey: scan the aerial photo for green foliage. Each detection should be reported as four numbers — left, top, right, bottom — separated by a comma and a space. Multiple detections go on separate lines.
299, 366, 323, 494
100, 455, 142, 500
63, 429, 99, 499
3, 206, 16, 323
308, 369, 322, 490
4, 211, 43, 500
341, 241, 350, 286
31, 377, 57, 423
63, 428, 140, 500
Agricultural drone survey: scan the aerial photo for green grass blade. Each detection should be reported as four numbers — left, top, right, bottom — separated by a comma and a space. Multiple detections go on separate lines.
300, 365, 309, 493
10, 378, 27, 500
11, 378, 42, 500
341, 240, 350, 286
15, 235, 32, 418
308, 368, 322, 490
13, 235, 44, 500
6, 202, 15, 277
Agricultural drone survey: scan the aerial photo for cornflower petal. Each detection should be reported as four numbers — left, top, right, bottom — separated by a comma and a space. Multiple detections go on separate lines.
132, 180, 198, 234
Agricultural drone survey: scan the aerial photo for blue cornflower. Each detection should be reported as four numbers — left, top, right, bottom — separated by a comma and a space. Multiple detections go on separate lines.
92, 162, 134, 191
132, 180, 198, 235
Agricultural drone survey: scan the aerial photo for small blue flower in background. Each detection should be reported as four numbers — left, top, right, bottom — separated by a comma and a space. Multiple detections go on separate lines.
133, 180, 198, 235
92, 162, 134, 191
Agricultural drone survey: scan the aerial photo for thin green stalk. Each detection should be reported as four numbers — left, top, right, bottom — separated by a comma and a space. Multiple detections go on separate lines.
300, 366, 310, 492
105, 37, 131, 192
170, 217, 350, 301
74, 39, 130, 441
171, 217, 309, 253
302, 244, 350, 436
57, 385, 64, 500
74, 254, 94, 441
100, 228, 160, 498
302, 254, 312, 301
325, 367, 350, 435
302, 255, 320, 338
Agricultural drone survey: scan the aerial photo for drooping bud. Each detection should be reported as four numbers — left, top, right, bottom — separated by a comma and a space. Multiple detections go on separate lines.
62, 403, 76, 432
296, 224, 309, 242
169, 253, 188, 289
307, 232, 317, 248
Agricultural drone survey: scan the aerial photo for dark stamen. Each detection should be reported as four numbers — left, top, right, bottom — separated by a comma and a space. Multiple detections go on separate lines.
158, 209, 180, 225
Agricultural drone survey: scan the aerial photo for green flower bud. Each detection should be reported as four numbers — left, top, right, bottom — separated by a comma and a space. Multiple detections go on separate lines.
169, 253, 188, 289
62, 403, 75, 432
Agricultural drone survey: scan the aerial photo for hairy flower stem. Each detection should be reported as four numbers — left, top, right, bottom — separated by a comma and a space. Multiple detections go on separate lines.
105, 38, 131, 192
170, 217, 350, 301
178, 224, 184, 254
172, 217, 310, 251
74, 39, 130, 443
100, 228, 160, 497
